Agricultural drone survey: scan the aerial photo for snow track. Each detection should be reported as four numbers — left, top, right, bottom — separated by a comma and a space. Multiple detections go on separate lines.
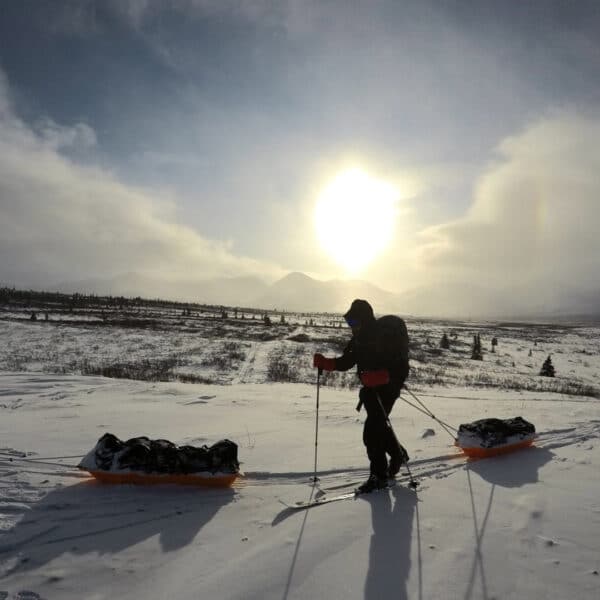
534, 420, 600, 450
231, 342, 259, 384
1, 374, 600, 600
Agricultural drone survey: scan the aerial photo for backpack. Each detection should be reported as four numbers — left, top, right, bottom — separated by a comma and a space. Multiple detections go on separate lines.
375, 315, 410, 370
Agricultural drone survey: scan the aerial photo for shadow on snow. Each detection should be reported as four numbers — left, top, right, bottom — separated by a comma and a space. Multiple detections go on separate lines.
363, 486, 418, 600
467, 446, 554, 488
461, 446, 555, 600
0, 479, 235, 577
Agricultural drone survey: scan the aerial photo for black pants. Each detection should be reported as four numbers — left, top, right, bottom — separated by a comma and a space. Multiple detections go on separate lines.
360, 381, 403, 479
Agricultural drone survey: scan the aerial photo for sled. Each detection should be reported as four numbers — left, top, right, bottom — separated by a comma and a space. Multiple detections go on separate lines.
455, 435, 535, 459
79, 433, 240, 488
83, 468, 238, 488
454, 416, 536, 459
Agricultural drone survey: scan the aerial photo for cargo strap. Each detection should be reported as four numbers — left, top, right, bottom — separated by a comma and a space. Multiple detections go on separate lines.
400, 387, 458, 440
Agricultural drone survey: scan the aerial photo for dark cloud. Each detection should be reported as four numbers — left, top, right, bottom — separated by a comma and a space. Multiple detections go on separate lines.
1, 2, 600, 315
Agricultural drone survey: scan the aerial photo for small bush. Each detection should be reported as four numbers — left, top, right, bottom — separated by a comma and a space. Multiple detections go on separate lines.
410, 366, 449, 386
266, 345, 305, 382
267, 361, 300, 382
318, 369, 359, 389
257, 331, 279, 341
177, 373, 214, 384
79, 356, 180, 381
5, 354, 28, 371
201, 342, 246, 370
288, 333, 311, 343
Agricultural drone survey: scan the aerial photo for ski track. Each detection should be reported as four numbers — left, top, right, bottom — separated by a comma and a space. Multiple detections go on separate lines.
241, 420, 600, 488
414, 391, 599, 404
231, 342, 258, 384
534, 420, 600, 450
1, 418, 599, 590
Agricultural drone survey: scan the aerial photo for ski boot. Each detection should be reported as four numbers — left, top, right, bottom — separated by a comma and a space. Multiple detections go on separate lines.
357, 474, 388, 494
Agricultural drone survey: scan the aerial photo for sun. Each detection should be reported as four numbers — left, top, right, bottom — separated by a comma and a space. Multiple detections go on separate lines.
314, 168, 399, 274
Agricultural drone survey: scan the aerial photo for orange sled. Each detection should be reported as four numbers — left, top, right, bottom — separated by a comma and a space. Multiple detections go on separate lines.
455, 436, 535, 459
83, 469, 238, 488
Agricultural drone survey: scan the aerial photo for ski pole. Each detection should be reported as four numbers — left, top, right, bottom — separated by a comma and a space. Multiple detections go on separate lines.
375, 394, 419, 489
312, 368, 322, 483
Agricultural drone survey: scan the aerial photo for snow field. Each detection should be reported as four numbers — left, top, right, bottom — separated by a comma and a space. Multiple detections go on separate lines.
0, 373, 599, 599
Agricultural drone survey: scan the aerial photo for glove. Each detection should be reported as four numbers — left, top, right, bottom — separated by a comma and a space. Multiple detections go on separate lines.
313, 353, 336, 371
360, 369, 390, 387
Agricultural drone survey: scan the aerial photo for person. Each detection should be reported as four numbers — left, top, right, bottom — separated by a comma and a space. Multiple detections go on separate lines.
313, 299, 410, 493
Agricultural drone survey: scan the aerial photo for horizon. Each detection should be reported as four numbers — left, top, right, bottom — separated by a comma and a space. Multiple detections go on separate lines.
3, 279, 600, 325
1, 2, 600, 317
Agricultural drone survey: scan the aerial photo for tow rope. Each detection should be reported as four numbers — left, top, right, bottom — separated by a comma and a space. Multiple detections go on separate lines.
0, 452, 83, 470
401, 386, 458, 441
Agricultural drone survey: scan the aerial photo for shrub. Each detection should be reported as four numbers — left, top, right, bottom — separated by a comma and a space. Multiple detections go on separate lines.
201, 342, 246, 370
267, 361, 300, 382
288, 333, 311, 343
266, 345, 305, 383
177, 373, 214, 384
79, 356, 180, 381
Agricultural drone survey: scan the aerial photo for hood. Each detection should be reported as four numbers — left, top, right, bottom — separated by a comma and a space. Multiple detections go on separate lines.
343, 299, 375, 326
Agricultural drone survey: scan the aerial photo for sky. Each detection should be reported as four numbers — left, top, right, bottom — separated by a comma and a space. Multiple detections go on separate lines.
1, 0, 600, 316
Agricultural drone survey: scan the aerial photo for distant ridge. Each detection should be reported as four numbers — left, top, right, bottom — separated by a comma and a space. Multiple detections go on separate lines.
252, 271, 400, 313
49, 272, 600, 320
54, 271, 404, 314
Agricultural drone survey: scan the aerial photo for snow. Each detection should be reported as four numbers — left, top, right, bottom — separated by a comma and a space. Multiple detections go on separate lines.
1, 371, 599, 599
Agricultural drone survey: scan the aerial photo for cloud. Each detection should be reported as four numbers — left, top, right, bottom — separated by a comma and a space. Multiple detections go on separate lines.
109, 0, 286, 31
26, 0, 100, 36
415, 112, 600, 314
35, 118, 97, 150
0, 71, 285, 291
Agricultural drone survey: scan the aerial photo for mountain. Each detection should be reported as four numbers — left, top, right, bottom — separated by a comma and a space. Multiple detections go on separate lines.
54, 271, 404, 314
52, 271, 600, 319
251, 272, 331, 312
250, 272, 403, 313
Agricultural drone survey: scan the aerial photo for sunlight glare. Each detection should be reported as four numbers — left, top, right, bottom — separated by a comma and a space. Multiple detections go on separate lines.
314, 168, 399, 274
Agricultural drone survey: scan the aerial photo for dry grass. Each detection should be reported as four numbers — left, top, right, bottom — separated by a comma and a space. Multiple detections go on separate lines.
1, 297, 599, 397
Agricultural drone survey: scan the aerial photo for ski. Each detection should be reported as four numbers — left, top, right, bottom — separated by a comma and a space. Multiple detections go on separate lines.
286, 490, 359, 509
316, 469, 418, 495
284, 478, 414, 510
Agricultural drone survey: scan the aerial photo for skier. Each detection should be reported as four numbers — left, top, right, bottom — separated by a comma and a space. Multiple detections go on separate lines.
313, 299, 410, 493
